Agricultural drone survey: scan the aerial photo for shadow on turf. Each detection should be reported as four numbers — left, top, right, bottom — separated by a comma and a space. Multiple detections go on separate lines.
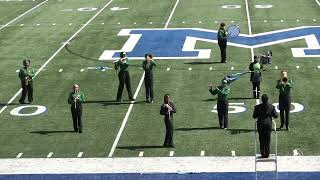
175, 127, 221, 131
117, 145, 167, 150
30, 130, 75, 135
203, 97, 253, 101
83, 100, 145, 106
184, 61, 221, 65
226, 128, 255, 135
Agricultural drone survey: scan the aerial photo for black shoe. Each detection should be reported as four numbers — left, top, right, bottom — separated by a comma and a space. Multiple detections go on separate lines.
116, 99, 122, 102
19, 100, 26, 104
146, 100, 150, 103
276, 127, 283, 131
28, 101, 33, 104
286, 127, 290, 131
79, 130, 82, 133
168, 144, 175, 148
129, 98, 135, 101
163, 143, 169, 147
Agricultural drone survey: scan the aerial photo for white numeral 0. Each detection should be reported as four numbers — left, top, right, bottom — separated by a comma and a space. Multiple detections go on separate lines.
10, 105, 47, 116
272, 103, 304, 113
211, 103, 246, 114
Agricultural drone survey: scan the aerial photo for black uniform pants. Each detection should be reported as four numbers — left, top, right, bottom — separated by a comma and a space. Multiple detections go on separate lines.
258, 123, 272, 157
218, 40, 227, 62
252, 81, 261, 99
279, 95, 291, 129
217, 100, 228, 128
71, 105, 82, 132
164, 117, 173, 146
144, 75, 154, 101
117, 71, 133, 100
19, 80, 33, 103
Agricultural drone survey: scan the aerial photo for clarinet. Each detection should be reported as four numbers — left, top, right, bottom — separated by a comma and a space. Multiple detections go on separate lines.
25, 67, 29, 86
74, 90, 79, 109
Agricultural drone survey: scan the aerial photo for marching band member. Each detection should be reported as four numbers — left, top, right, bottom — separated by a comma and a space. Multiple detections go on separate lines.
160, 94, 176, 148
114, 52, 134, 102
18, 59, 35, 104
68, 84, 85, 133
142, 54, 156, 103
209, 79, 230, 129
218, 22, 228, 63
249, 55, 263, 99
276, 70, 294, 131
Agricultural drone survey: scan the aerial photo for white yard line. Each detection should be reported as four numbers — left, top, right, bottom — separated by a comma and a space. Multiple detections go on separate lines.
245, 0, 254, 61
0, 0, 114, 114
0, 0, 48, 31
245, 0, 259, 105
107, 0, 180, 158
0, 156, 320, 174
315, 0, 320, 7
107, 73, 145, 157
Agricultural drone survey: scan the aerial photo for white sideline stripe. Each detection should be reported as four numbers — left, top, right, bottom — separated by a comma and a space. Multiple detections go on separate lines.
0, 0, 48, 31
0, 0, 114, 114
315, 0, 320, 7
1, 156, 320, 174
139, 151, 144, 157
169, 151, 174, 157
16, 153, 23, 158
47, 152, 53, 158
77, 152, 83, 158
107, 0, 180, 157
245, 0, 254, 61
200, 151, 205, 156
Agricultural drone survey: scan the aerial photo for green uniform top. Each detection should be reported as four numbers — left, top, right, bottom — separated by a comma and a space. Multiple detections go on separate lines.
115, 58, 129, 71
209, 85, 230, 101
253, 63, 261, 72
19, 67, 35, 80
142, 60, 156, 74
217, 28, 227, 40
68, 90, 85, 105
276, 79, 293, 95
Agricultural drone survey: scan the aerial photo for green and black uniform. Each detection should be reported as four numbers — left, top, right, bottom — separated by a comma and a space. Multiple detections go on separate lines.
209, 85, 230, 128
276, 79, 294, 130
115, 58, 133, 101
160, 102, 176, 147
249, 62, 263, 99
217, 27, 228, 63
142, 60, 156, 102
68, 90, 85, 133
18, 67, 35, 103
